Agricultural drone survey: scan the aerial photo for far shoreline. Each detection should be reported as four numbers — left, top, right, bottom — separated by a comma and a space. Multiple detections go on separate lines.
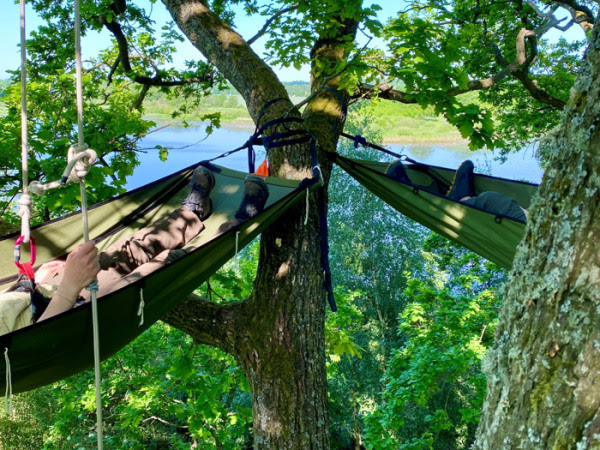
220, 120, 469, 146
145, 115, 469, 147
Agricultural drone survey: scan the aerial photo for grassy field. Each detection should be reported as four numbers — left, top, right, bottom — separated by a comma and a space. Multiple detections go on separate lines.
368, 101, 463, 143
143, 93, 465, 143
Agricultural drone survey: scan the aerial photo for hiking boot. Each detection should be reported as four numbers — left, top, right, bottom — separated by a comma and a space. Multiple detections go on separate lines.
182, 166, 215, 220
385, 160, 411, 184
218, 175, 269, 234
447, 160, 475, 200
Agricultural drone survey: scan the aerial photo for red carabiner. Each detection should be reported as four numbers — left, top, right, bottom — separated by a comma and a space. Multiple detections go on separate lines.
14, 236, 37, 282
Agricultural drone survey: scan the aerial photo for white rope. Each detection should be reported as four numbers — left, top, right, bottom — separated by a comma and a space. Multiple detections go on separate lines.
74, 0, 85, 148
18, 0, 31, 243
313, 165, 324, 185
17, 193, 32, 243
28, 147, 97, 196
304, 189, 310, 226
137, 289, 145, 327
4, 349, 12, 415
235, 231, 240, 272
73, 0, 103, 446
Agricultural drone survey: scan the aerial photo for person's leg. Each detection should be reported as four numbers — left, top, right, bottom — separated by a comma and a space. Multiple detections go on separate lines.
447, 160, 475, 200
99, 207, 205, 275
95, 248, 180, 298
98, 166, 215, 276
462, 191, 527, 222
385, 160, 411, 184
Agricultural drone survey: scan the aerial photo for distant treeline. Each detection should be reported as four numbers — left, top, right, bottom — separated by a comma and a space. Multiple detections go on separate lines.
142, 81, 312, 123
0, 78, 466, 141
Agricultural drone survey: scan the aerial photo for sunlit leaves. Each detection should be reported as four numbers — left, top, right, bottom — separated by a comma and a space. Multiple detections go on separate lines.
363, 244, 502, 448
378, 0, 586, 151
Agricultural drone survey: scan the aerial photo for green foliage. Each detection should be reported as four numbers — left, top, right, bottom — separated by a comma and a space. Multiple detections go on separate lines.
325, 109, 507, 447
0, 322, 251, 449
480, 37, 584, 156
363, 237, 504, 449
0, 0, 571, 447
0, 72, 154, 224
381, 9, 501, 150
326, 108, 432, 448
0, 0, 221, 225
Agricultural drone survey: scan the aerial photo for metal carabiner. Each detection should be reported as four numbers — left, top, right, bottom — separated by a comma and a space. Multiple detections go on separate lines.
14, 236, 37, 284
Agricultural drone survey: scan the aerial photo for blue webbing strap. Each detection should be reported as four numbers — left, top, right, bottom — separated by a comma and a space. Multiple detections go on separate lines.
255, 97, 289, 131
321, 86, 348, 119
318, 186, 336, 312
340, 131, 408, 161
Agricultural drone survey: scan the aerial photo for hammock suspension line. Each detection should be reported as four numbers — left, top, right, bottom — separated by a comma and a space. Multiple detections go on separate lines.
4, 349, 11, 415
14, 0, 104, 447
138, 288, 145, 327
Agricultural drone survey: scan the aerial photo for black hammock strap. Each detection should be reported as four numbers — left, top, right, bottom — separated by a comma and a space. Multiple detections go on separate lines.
339, 132, 453, 192
204, 100, 312, 172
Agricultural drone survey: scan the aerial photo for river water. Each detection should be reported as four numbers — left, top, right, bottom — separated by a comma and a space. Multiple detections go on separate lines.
128, 123, 543, 189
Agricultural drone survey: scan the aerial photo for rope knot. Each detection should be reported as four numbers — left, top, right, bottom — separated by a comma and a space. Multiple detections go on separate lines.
66, 143, 97, 183
28, 181, 45, 196
17, 193, 32, 217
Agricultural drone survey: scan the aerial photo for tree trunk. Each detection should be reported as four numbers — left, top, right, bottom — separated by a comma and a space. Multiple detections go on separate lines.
161, 1, 356, 447
474, 28, 600, 448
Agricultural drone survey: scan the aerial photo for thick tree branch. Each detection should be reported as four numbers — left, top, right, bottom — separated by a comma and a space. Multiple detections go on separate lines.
98, 0, 213, 87
513, 70, 566, 107
357, 23, 566, 109
131, 84, 150, 111
549, 0, 595, 33
247, 3, 299, 45
161, 0, 293, 131
163, 293, 241, 354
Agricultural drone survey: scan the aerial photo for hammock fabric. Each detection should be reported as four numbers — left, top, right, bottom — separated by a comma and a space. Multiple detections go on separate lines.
332, 153, 538, 269
0, 162, 318, 394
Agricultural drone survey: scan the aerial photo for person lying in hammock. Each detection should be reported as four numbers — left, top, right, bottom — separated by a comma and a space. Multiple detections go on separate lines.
0, 166, 269, 336
385, 159, 528, 222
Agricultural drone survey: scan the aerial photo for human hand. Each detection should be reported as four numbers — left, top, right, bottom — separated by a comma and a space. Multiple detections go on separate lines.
38, 241, 101, 321
58, 241, 101, 302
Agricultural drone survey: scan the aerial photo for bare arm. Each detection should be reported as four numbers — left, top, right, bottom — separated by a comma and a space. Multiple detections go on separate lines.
38, 241, 100, 321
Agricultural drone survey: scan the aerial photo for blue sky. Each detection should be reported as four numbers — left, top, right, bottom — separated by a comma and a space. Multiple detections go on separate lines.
1, 1, 399, 81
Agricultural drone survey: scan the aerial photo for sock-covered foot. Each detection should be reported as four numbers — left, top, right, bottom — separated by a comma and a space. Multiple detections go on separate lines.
385, 160, 411, 184
447, 160, 475, 200
182, 166, 215, 220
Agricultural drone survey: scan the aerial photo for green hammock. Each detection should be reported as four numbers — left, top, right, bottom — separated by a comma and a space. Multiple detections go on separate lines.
0, 163, 317, 394
333, 154, 538, 269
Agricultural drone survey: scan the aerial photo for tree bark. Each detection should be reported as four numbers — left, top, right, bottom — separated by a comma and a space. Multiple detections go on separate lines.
474, 27, 600, 448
